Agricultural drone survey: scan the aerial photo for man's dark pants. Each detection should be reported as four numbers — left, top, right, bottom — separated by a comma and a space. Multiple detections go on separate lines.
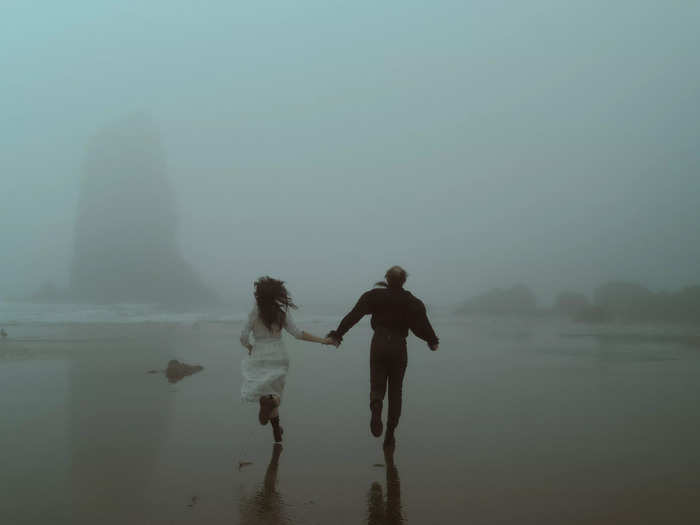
370, 328, 408, 431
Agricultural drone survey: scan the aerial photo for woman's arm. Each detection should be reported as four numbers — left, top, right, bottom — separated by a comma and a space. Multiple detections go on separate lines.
284, 312, 335, 345
240, 307, 256, 354
298, 331, 335, 345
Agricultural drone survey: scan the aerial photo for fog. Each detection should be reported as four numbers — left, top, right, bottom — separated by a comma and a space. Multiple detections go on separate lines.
2, 1, 699, 309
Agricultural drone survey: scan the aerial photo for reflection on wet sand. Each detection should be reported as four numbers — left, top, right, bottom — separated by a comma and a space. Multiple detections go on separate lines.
367, 446, 403, 525
7, 319, 697, 523
69, 325, 175, 523
239, 444, 290, 524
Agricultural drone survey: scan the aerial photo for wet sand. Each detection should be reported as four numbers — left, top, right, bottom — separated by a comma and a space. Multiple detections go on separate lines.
2, 317, 700, 524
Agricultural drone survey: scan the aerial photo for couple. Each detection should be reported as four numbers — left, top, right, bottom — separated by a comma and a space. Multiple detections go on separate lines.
239, 266, 439, 448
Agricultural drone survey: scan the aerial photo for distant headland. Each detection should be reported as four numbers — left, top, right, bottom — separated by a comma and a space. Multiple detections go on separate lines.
457, 282, 700, 325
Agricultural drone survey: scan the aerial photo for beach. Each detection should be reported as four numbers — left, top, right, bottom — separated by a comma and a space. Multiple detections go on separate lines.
2, 315, 700, 524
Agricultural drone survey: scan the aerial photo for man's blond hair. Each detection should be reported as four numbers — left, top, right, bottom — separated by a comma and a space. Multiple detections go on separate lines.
375, 265, 408, 288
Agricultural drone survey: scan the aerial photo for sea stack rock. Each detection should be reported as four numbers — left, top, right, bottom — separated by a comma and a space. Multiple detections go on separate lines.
70, 114, 216, 305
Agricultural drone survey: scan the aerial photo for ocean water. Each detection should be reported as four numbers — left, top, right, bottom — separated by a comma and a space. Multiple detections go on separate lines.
0, 300, 245, 325
0, 301, 345, 326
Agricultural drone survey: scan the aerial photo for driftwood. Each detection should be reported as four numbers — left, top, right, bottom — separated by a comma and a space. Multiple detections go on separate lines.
145, 360, 203, 383
165, 359, 203, 383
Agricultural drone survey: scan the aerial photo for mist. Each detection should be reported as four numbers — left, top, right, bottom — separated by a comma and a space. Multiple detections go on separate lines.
2, 1, 699, 310
5, 5, 700, 523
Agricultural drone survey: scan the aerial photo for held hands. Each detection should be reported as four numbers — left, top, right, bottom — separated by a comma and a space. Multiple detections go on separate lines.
246, 344, 253, 356
325, 331, 341, 348
324, 336, 340, 348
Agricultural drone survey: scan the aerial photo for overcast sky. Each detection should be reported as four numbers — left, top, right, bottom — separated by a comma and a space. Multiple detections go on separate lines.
2, 1, 699, 308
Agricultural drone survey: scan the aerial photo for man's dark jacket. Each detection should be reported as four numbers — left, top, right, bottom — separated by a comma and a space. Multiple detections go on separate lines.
328, 286, 439, 347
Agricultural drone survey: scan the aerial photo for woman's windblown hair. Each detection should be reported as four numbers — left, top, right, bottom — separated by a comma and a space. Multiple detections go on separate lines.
375, 265, 408, 289
254, 276, 297, 330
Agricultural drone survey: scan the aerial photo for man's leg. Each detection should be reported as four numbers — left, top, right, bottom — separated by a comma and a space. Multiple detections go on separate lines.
385, 342, 408, 444
370, 336, 389, 437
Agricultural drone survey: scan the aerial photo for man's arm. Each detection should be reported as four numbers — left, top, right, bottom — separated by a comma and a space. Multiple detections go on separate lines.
327, 291, 372, 345
409, 300, 439, 351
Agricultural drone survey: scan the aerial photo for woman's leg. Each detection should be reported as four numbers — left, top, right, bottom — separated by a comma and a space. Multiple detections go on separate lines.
259, 394, 278, 425
270, 395, 280, 419
270, 406, 283, 443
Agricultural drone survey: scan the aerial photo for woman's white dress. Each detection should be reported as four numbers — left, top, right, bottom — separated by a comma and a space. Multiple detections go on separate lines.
239, 305, 302, 403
